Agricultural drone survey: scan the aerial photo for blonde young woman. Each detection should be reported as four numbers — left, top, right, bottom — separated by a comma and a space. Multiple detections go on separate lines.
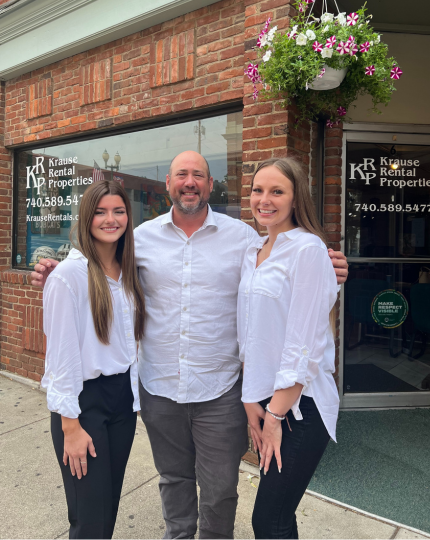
238, 158, 339, 539
41, 180, 145, 539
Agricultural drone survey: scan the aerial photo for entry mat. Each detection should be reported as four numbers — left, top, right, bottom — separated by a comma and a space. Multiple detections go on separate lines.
308, 408, 430, 533
344, 364, 419, 393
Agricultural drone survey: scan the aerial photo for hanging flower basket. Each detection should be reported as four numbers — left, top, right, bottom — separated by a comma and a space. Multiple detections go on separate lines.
246, 0, 403, 127
309, 65, 347, 90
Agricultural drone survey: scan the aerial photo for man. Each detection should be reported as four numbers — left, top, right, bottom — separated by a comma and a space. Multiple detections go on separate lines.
32, 151, 348, 539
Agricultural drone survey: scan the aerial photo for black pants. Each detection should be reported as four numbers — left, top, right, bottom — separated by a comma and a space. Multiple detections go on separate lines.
51, 369, 137, 539
252, 396, 330, 539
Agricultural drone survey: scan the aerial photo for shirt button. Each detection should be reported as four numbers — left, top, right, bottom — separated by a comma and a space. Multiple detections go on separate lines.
187, 241, 190, 245
183, 306, 187, 311
127, 332, 131, 337
182, 330, 186, 335
49, 373, 53, 380
184, 283, 188, 288
181, 354, 184, 359
185, 262, 189, 266
245, 289, 248, 294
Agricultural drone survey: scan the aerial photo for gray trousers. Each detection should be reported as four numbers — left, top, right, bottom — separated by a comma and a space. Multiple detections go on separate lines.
139, 376, 248, 539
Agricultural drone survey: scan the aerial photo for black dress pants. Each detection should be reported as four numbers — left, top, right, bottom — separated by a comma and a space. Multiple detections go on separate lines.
51, 369, 137, 539
252, 396, 330, 539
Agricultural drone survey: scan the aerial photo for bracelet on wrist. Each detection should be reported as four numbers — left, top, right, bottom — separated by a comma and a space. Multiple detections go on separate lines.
265, 403, 286, 421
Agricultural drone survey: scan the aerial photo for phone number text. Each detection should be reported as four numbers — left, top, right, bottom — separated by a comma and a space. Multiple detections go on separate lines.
26, 195, 83, 208
354, 204, 430, 212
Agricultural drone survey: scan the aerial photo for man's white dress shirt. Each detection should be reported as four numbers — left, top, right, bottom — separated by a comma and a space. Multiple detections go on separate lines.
41, 249, 140, 418
134, 205, 258, 403
238, 228, 339, 441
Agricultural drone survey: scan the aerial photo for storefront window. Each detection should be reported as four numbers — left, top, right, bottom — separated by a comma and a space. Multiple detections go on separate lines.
14, 111, 243, 269
344, 141, 430, 395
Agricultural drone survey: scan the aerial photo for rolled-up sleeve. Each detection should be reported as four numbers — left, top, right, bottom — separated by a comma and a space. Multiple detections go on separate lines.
274, 245, 335, 392
43, 275, 83, 418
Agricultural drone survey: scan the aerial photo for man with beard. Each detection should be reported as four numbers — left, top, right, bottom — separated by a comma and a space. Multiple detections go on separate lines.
32, 150, 348, 539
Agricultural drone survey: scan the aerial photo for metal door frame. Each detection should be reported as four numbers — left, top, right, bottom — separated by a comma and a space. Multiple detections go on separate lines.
339, 123, 430, 409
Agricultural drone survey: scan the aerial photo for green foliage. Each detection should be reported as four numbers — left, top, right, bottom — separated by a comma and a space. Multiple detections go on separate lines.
255, 1, 401, 126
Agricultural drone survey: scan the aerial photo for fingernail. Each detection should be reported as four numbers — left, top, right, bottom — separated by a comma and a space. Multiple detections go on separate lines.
264, 470, 267, 475
278, 468, 282, 473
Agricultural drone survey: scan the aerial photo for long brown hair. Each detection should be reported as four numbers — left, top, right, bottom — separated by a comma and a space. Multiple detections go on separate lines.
71, 180, 145, 344
251, 157, 337, 331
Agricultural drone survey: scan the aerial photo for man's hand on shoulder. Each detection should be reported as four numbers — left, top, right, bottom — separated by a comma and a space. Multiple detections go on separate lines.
328, 249, 348, 285
31, 258, 59, 288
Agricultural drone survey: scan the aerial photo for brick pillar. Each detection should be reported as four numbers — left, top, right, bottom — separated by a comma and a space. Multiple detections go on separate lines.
0, 81, 12, 270
323, 122, 343, 388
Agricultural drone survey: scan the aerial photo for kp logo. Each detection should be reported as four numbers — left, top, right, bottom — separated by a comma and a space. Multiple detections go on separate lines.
349, 158, 376, 185
26, 156, 45, 195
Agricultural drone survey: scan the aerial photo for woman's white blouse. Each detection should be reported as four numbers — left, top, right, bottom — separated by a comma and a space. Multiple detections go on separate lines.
41, 249, 140, 418
238, 228, 339, 441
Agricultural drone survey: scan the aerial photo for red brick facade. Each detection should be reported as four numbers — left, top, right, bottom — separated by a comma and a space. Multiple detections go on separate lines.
0, 0, 343, 394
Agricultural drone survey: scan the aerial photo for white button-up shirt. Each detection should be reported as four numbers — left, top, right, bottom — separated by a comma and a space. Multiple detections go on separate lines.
238, 228, 339, 441
134, 205, 258, 403
41, 249, 140, 418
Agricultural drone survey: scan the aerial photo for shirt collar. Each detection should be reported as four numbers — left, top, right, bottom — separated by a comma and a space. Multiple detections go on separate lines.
250, 227, 305, 253
67, 248, 122, 284
160, 204, 218, 231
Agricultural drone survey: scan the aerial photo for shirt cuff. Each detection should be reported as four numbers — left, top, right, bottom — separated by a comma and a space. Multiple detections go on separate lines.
46, 390, 81, 419
274, 350, 319, 392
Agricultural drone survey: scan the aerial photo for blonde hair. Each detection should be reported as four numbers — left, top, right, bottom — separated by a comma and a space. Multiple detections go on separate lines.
251, 157, 337, 332
71, 180, 145, 344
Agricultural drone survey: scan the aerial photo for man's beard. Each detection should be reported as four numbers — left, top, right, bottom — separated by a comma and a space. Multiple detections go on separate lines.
170, 192, 210, 215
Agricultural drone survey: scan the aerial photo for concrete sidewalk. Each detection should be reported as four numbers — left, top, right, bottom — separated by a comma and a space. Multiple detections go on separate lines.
1, 372, 429, 540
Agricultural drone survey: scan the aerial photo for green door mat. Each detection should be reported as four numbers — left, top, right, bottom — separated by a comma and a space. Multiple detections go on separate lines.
308, 408, 430, 533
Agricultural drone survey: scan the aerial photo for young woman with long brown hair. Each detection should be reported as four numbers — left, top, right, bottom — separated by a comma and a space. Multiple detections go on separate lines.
41, 180, 145, 539
238, 158, 339, 539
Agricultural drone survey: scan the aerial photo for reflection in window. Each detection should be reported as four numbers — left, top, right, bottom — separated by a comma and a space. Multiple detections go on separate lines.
14, 111, 243, 269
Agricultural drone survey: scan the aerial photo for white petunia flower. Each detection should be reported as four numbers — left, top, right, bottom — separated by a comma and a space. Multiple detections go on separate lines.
321, 12, 334, 24
259, 34, 268, 47
375, 34, 380, 43
336, 12, 347, 26
267, 26, 278, 42
370, 40, 374, 46
306, 29, 316, 40
296, 34, 308, 46
323, 25, 330, 33
321, 47, 333, 58
263, 50, 272, 62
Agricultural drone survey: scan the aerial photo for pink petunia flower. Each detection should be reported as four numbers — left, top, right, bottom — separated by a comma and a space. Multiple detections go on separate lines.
347, 35, 355, 43
360, 41, 370, 53
390, 66, 403, 80
337, 106, 347, 116
326, 36, 336, 48
365, 65, 375, 76
245, 63, 261, 84
318, 68, 326, 78
336, 41, 350, 55
347, 12, 359, 26
312, 41, 323, 52
349, 43, 358, 55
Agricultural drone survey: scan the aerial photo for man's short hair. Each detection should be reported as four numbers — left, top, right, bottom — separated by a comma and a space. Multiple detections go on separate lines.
168, 154, 211, 179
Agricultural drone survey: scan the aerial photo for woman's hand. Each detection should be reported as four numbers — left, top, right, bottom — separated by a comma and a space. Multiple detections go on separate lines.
243, 402, 266, 454
260, 413, 283, 475
61, 417, 97, 479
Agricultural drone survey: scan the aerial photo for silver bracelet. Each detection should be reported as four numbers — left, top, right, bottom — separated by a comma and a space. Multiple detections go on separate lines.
265, 403, 285, 421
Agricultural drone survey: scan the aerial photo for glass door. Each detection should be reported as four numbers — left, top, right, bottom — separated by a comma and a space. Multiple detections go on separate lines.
342, 129, 430, 408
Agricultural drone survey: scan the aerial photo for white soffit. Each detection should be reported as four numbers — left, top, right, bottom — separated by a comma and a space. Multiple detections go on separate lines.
0, 0, 221, 80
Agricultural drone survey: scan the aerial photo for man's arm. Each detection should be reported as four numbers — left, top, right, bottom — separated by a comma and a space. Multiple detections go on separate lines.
328, 249, 348, 285
31, 258, 59, 288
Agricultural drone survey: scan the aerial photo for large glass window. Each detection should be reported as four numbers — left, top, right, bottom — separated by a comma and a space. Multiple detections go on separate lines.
14, 111, 243, 269
344, 141, 430, 396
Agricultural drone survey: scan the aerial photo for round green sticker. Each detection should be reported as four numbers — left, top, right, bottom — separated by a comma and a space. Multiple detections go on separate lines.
371, 289, 408, 329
